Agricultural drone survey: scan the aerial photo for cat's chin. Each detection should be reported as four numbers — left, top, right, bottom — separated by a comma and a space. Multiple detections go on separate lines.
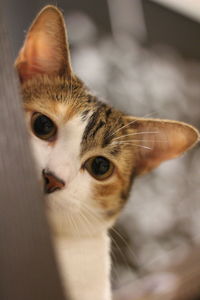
44, 191, 80, 212
46, 206, 108, 237
43, 192, 112, 236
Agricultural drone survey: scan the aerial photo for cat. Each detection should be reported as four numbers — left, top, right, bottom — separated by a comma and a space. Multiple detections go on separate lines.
15, 5, 199, 300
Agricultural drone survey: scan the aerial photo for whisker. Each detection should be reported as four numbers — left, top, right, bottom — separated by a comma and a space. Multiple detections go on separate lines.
79, 210, 93, 237
81, 202, 103, 226
111, 227, 139, 263
109, 112, 157, 137
70, 213, 80, 237
110, 234, 135, 276
112, 131, 160, 141
111, 141, 152, 150
110, 250, 121, 284
106, 114, 123, 138
109, 119, 138, 137
63, 211, 74, 234
113, 139, 167, 143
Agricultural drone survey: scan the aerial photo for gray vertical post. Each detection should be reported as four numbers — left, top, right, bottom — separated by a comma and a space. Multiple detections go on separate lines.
0, 6, 68, 300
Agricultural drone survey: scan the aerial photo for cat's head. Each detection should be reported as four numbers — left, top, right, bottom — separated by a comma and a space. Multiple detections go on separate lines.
15, 6, 199, 236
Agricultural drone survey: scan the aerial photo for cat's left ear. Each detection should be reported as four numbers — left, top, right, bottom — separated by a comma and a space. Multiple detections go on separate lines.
15, 5, 73, 82
124, 117, 199, 175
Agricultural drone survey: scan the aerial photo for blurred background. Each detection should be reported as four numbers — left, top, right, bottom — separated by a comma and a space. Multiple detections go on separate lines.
3, 0, 200, 299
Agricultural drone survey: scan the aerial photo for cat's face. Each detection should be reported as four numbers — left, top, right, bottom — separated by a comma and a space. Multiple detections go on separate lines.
22, 76, 139, 235
16, 6, 199, 236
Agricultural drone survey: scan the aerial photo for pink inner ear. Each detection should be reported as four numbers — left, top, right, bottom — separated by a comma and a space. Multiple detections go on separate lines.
18, 31, 65, 81
128, 118, 199, 175
15, 6, 74, 83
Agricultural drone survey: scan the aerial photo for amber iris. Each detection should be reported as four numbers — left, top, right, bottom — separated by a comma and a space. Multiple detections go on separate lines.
84, 156, 114, 180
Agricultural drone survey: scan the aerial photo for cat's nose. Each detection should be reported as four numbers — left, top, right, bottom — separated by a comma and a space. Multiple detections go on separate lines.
42, 169, 65, 194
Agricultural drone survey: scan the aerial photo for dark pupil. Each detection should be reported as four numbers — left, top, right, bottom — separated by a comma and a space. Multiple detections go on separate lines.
92, 157, 110, 176
34, 115, 54, 136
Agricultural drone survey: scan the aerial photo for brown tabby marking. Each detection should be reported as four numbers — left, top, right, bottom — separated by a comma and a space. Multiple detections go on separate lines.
16, 5, 199, 223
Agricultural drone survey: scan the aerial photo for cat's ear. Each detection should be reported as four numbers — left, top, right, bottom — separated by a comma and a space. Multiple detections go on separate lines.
15, 5, 73, 82
124, 117, 199, 175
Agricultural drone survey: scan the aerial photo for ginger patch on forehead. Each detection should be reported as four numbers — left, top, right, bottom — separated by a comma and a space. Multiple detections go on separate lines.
24, 98, 80, 124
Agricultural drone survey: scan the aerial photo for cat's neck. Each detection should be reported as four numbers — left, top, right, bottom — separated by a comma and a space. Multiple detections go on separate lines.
53, 231, 111, 300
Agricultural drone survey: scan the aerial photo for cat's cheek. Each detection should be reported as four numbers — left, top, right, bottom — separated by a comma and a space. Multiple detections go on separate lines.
92, 179, 125, 221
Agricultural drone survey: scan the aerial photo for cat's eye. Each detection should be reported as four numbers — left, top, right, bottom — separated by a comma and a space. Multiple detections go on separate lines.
84, 156, 114, 181
31, 113, 57, 141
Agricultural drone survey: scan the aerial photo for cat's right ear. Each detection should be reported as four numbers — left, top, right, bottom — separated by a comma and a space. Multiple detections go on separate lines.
15, 5, 73, 83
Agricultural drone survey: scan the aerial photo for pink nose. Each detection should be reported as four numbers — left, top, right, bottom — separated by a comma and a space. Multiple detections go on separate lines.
42, 169, 65, 194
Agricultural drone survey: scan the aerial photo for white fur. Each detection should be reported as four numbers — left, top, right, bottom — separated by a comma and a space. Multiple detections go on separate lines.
27, 112, 112, 300
54, 233, 111, 300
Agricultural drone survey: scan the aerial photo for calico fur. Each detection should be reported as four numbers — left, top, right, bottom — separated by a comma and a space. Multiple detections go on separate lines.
16, 5, 200, 300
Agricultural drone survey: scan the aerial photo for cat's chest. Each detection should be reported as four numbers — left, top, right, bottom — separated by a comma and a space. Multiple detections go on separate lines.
53, 234, 111, 300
